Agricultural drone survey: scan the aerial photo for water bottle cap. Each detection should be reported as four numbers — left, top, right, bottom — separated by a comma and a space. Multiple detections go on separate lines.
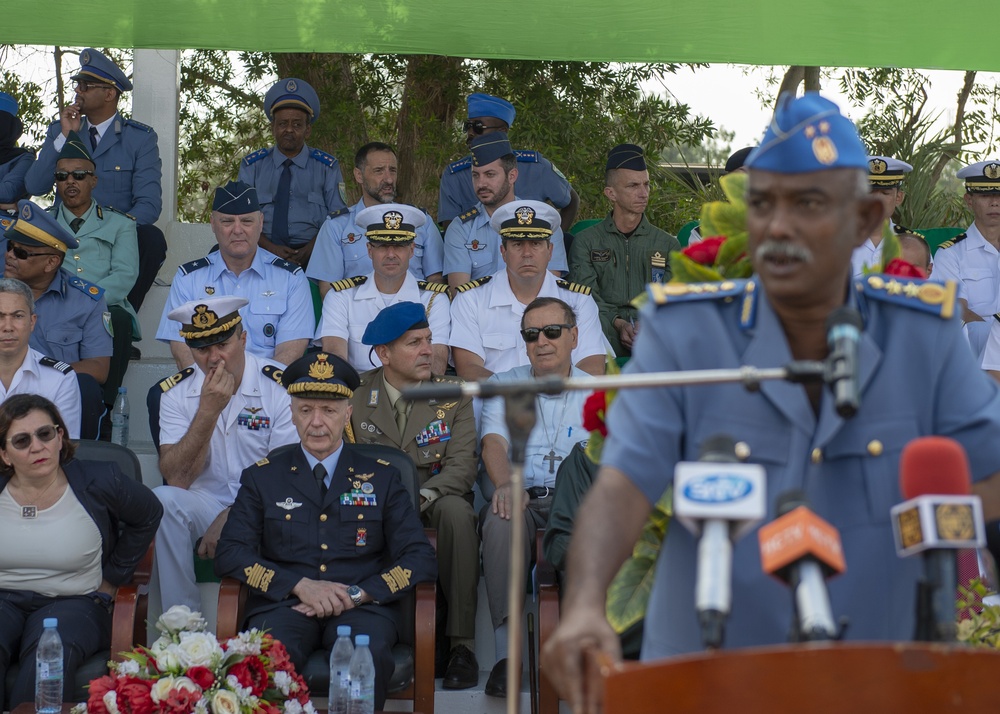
355, 634, 369, 646
43, 618, 58, 628
118, 387, 127, 393
337, 625, 351, 636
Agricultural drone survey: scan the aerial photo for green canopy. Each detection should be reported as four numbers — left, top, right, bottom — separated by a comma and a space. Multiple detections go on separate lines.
1, 0, 992, 69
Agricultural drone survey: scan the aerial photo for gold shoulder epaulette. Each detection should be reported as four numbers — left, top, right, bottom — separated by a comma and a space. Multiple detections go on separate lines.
858, 274, 956, 320
158, 367, 195, 392
262, 364, 284, 385
330, 275, 368, 292
255, 458, 270, 467
418, 280, 449, 293
647, 280, 746, 306
455, 275, 492, 293
556, 279, 592, 295
459, 207, 480, 223
936, 233, 967, 250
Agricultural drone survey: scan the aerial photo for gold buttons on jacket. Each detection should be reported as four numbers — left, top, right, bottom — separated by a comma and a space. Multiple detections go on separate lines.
319, 564, 327, 573
867, 440, 884, 457
811, 448, 822, 464
319, 514, 328, 522
285, 514, 291, 521
321, 544, 328, 550
358, 514, 364, 520
734, 442, 751, 461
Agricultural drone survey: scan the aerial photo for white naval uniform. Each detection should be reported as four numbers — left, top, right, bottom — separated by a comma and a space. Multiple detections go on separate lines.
448, 269, 607, 375
317, 271, 451, 372
153, 352, 297, 610
0, 348, 81, 439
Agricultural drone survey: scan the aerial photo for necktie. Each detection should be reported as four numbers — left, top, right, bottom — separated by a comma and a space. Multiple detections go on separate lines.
70, 217, 84, 233
313, 462, 327, 498
394, 399, 409, 436
271, 158, 293, 243
89, 126, 99, 151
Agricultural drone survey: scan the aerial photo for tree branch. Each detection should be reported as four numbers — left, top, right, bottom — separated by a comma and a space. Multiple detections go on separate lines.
930, 70, 976, 186
181, 66, 259, 108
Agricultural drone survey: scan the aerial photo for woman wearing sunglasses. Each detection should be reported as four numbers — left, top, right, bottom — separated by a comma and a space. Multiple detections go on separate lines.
0, 394, 162, 707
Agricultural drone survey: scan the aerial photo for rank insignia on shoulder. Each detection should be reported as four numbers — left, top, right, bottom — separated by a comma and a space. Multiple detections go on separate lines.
39, 356, 73, 374
107, 206, 136, 221
327, 206, 349, 219
330, 275, 367, 292
935, 233, 967, 250
417, 280, 448, 293
859, 274, 956, 319
69, 276, 105, 300
125, 118, 154, 132
179, 256, 212, 275
514, 150, 539, 163
448, 156, 472, 173
647, 279, 746, 306
459, 207, 479, 223
310, 148, 338, 167
158, 367, 195, 392
556, 279, 592, 295
242, 147, 270, 166
262, 364, 284, 384
455, 275, 491, 293
270, 257, 302, 274
376, 459, 391, 466
255, 458, 270, 467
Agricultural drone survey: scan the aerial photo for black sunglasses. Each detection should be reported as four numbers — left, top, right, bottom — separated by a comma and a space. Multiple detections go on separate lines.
463, 120, 505, 135
54, 170, 95, 182
520, 324, 575, 342
6, 243, 58, 260
74, 80, 110, 92
7, 425, 60, 451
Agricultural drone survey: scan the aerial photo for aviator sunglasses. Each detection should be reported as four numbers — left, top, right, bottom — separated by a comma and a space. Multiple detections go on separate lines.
463, 120, 506, 135
6, 243, 58, 260
520, 324, 575, 342
54, 170, 95, 182
6, 425, 61, 451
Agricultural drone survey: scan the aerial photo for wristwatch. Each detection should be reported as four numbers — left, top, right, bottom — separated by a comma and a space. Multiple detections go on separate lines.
347, 585, 364, 608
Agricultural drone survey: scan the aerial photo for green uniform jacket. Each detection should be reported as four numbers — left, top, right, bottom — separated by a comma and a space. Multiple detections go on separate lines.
568, 213, 679, 356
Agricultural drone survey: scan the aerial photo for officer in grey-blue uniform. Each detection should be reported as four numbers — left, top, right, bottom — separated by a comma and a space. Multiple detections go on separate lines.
238, 78, 347, 266
545, 93, 1000, 689
24, 49, 165, 312
0, 92, 34, 208
443, 133, 568, 285
214, 351, 437, 711
437, 93, 577, 229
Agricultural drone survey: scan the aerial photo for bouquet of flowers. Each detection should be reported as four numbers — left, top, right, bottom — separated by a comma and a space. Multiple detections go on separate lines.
73, 605, 315, 714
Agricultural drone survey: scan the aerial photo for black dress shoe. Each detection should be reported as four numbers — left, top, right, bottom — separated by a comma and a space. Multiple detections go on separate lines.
485, 658, 507, 698
442, 644, 479, 689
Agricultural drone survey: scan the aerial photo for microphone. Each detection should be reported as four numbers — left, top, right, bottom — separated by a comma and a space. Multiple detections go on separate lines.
825, 307, 862, 418
891, 436, 985, 642
674, 434, 767, 649
759, 491, 845, 641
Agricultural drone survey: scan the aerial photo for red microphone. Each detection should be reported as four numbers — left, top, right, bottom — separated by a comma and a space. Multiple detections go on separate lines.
892, 436, 985, 641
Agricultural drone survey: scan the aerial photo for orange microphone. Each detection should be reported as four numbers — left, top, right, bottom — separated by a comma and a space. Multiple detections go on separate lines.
759, 491, 846, 641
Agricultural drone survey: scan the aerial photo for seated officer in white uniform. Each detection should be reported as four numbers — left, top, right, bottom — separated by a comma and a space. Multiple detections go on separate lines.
154, 296, 297, 611
479, 296, 590, 698
449, 200, 606, 380
851, 155, 912, 277
318, 203, 450, 374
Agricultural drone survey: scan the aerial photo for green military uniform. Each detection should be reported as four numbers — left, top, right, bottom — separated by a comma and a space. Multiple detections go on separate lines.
568, 213, 680, 356
350, 369, 480, 645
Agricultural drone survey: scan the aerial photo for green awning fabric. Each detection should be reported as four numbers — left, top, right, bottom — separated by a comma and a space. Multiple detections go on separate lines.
0, 1, 990, 70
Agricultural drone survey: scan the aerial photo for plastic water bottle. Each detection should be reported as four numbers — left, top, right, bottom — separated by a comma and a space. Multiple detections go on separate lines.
347, 634, 375, 714
328, 625, 353, 714
35, 618, 63, 714
111, 387, 130, 446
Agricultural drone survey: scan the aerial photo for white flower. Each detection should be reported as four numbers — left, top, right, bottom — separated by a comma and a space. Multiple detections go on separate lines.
103, 691, 120, 714
224, 674, 252, 700
283, 700, 303, 714
223, 630, 264, 656
150, 676, 201, 704
303, 702, 316, 714
211, 689, 241, 714
69, 704, 87, 714
113, 659, 140, 676
175, 631, 223, 668
273, 670, 291, 695
154, 643, 183, 673
194, 700, 209, 714
156, 605, 207, 634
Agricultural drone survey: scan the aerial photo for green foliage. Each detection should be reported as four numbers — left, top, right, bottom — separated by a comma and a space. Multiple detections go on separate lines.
668, 172, 751, 282
956, 579, 1000, 649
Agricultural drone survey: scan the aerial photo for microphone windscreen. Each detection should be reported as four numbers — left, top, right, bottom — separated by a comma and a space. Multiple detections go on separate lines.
899, 436, 972, 500
825, 305, 863, 333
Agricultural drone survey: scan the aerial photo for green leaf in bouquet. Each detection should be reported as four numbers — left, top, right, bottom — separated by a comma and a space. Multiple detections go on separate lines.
879, 221, 901, 268
723, 255, 754, 280
718, 171, 748, 206
715, 232, 748, 271
700, 201, 746, 242
669, 251, 724, 284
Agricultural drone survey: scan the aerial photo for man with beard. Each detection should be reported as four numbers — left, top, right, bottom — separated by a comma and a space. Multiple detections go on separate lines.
443, 133, 569, 295
542, 93, 1000, 713
238, 78, 347, 267
307, 142, 443, 296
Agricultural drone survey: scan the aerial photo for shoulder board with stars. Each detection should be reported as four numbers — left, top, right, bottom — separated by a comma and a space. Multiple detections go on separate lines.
309, 148, 338, 168
124, 118, 154, 133
106, 206, 136, 221
255, 458, 270, 467
514, 150, 539, 163
158, 367, 195, 392
448, 156, 472, 174
270, 256, 302, 274
432, 374, 464, 387
327, 206, 349, 220
647, 280, 747, 306
858, 274, 956, 320
455, 275, 492, 293
242, 147, 270, 166
330, 275, 367, 292
68, 276, 105, 301
0, 216, 13, 231
459, 207, 479, 223
262, 364, 284, 385
892, 223, 911, 235
418, 280, 448, 294
556, 279, 592, 295
39, 356, 73, 374
936, 233, 967, 250
179, 256, 211, 275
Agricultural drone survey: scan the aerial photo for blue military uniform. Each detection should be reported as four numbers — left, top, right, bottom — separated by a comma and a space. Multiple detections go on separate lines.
155, 247, 315, 359
0, 91, 35, 205
306, 198, 444, 284
603, 276, 1000, 657
30, 268, 112, 364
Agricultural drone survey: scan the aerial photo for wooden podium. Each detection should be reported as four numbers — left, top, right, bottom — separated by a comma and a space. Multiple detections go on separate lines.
589, 643, 1000, 713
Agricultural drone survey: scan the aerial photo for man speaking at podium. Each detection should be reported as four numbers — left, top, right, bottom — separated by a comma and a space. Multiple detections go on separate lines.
543, 93, 1000, 712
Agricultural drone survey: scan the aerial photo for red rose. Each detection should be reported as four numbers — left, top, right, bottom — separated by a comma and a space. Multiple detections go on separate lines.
87, 674, 117, 714
883, 258, 926, 279
229, 656, 269, 696
187, 665, 216, 690
681, 236, 726, 266
116, 678, 154, 714
159, 687, 201, 714
582, 391, 608, 437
